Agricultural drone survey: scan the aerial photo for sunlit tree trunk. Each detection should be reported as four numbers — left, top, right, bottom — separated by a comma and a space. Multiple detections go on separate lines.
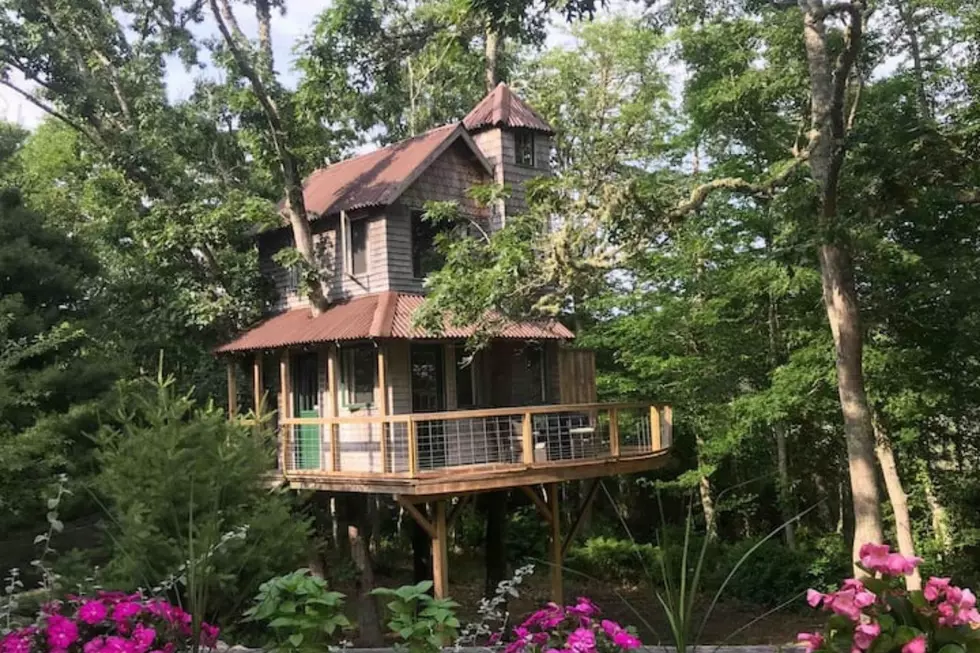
921, 463, 952, 554
348, 495, 383, 646
485, 28, 500, 92
872, 414, 921, 589
696, 434, 718, 538
798, 0, 884, 571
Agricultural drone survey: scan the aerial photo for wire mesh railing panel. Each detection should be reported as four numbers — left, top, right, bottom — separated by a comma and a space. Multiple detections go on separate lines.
336, 422, 385, 473
617, 406, 652, 455
387, 421, 410, 473
532, 410, 611, 462
283, 424, 325, 472
415, 413, 524, 471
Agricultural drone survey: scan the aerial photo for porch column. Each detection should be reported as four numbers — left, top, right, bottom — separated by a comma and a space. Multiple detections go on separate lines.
546, 483, 563, 603
252, 353, 263, 415
377, 343, 388, 472
432, 499, 449, 598
226, 359, 238, 418
327, 344, 339, 472
280, 351, 291, 470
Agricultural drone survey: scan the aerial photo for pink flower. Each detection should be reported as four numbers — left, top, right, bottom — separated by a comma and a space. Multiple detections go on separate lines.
133, 624, 156, 653
45, 615, 79, 649
612, 631, 641, 650
824, 589, 865, 621
884, 553, 922, 577
797, 632, 824, 653
567, 597, 598, 620
807, 589, 823, 608
859, 543, 891, 572
565, 628, 596, 653
102, 636, 136, 653
84, 637, 105, 653
924, 577, 951, 602
79, 600, 109, 625
853, 622, 880, 650
902, 636, 926, 653
111, 601, 142, 626
1, 630, 34, 653
601, 620, 623, 637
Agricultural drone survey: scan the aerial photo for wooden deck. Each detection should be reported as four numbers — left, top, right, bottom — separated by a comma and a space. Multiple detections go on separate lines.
271, 402, 673, 497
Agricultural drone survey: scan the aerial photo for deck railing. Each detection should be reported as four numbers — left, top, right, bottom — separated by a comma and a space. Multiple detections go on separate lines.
277, 403, 672, 478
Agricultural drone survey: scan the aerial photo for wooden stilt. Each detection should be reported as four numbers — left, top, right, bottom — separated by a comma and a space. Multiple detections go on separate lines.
546, 483, 562, 604
252, 353, 263, 414
432, 500, 449, 598
562, 478, 601, 558
226, 359, 238, 418
280, 352, 291, 470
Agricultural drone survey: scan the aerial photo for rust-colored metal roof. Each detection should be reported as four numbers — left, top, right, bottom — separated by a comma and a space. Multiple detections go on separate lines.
215, 292, 573, 353
463, 82, 554, 134
302, 123, 462, 217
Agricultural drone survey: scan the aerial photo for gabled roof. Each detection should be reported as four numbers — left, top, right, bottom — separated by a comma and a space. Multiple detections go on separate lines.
463, 82, 554, 135
214, 292, 574, 353
300, 123, 493, 218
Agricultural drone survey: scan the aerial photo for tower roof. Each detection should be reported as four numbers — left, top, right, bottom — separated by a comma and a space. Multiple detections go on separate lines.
463, 82, 554, 134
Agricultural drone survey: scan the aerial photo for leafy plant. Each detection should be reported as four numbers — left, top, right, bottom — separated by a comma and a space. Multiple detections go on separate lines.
799, 543, 980, 653
243, 570, 349, 653
371, 581, 459, 653
500, 597, 641, 653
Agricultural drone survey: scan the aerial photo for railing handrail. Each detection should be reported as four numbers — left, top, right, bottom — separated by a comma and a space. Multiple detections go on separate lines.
277, 401, 666, 426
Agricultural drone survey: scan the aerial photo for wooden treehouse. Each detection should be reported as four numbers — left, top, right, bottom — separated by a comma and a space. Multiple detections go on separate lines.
217, 83, 673, 601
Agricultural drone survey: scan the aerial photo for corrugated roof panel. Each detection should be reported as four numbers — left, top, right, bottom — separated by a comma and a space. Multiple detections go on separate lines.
463, 83, 554, 134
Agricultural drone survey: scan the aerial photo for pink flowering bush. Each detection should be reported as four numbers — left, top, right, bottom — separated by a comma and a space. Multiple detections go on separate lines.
798, 543, 980, 653
499, 598, 641, 653
1, 592, 219, 653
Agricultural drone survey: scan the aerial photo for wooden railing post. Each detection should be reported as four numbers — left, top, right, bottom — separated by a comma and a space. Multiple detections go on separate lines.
280, 352, 291, 471
609, 407, 620, 457
650, 405, 662, 452
408, 419, 419, 477
664, 405, 673, 448
226, 359, 238, 419
252, 353, 263, 415
330, 423, 340, 472
521, 412, 534, 465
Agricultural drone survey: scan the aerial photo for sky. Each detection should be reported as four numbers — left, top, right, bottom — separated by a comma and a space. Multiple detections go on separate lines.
0, 0, 630, 130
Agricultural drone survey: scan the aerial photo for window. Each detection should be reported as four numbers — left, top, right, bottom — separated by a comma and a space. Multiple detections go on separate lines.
525, 344, 545, 404
342, 211, 369, 277
411, 210, 448, 279
411, 344, 445, 412
515, 130, 535, 167
455, 347, 475, 409
341, 345, 376, 406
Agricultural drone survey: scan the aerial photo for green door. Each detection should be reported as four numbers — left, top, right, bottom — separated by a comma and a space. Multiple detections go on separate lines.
293, 352, 320, 470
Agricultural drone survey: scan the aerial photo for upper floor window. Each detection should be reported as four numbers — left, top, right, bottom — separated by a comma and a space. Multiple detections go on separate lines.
342, 212, 369, 278
515, 130, 535, 167
455, 346, 475, 409
412, 210, 448, 279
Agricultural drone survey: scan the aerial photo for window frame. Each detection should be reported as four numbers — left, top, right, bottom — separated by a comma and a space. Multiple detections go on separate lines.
454, 346, 477, 409
341, 211, 370, 279
340, 344, 376, 409
411, 209, 448, 280
514, 129, 536, 168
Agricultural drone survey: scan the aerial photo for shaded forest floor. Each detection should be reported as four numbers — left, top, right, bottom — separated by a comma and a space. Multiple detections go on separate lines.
343, 556, 822, 647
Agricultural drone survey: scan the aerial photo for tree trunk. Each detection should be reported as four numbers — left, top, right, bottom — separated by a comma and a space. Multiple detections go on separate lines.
335, 494, 350, 557
921, 464, 952, 554
254, 0, 274, 76
348, 495, 383, 646
484, 28, 500, 92
696, 436, 718, 538
799, 0, 884, 572
872, 416, 921, 589
483, 492, 508, 597
775, 423, 797, 550
895, 0, 930, 119
411, 515, 432, 583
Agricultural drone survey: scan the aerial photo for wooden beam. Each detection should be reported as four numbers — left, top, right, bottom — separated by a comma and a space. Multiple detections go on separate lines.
432, 500, 449, 598
226, 359, 238, 418
397, 495, 435, 539
664, 405, 673, 447
253, 353, 263, 415
562, 479, 601, 558
520, 485, 552, 525
408, 420, 419, 477
327, 345, 339, 472
521, 412, 534, 465
546, 483, 562, 603
377, 344, 389, 474
650, 405, 661, 452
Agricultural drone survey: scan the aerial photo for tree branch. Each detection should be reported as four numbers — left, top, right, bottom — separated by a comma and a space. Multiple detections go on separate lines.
667, 152, 810, 221
0, 79, 102, 148
831, 1, 864, 138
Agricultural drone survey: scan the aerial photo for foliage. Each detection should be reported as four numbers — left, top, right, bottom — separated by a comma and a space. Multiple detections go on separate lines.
500, 597, 641, 653
564, 538, 660, 585
243, 570, 349, 653
799, 543, 980, 653
93, 374, 311, 625
371, 582, 460, 653
0, 591, 219, 653
707, 539, 811, 607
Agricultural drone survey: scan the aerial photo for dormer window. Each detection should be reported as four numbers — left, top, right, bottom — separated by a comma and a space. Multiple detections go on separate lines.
412, 210, 448, 279
341, 211, 369, 278
515, 130, 535, 167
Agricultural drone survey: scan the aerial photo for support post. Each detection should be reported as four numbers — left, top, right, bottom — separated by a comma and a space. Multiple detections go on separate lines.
377, 344, 388, 473
432, 500, 449, 598
252, 353, 263, 415
546, 483, 562, 603
609, 407, 620, 457
280, 352, 291, 470
664, 405, 673, 447
521, 411, 534, 465
650, 405, 662, 452
226, 359, 238, 418
327, 345, 339, 472
408, 420, 419, 476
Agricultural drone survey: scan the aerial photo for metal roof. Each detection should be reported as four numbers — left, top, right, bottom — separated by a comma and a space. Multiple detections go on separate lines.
215, 292, 573, 353
463, 83, 555, 134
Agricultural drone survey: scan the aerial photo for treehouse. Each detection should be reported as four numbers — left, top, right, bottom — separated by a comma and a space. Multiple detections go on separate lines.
216, 83, 672, 601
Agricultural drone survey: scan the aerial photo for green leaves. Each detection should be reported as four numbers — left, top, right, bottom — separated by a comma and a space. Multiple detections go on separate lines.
245, 569, 350, 653
372, 582, 460, 653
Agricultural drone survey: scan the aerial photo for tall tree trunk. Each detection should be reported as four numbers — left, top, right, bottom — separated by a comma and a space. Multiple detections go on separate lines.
696, 435, 718, 538
775, 423, 797, 549
895, 0, 930, 119
921, 463, 952, 554
254, 0, 274, 76
872, 414, 921, 589
483, 492, 508, 597
348, 495, 383, 646
411, 517, 432, 583
799, 0, 884, 571
484, 28, 500, 92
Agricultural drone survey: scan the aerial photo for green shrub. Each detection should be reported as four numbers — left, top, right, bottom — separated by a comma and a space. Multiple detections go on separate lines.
94, 374, 313, 626
564, 536, 660, 584
243, 569, 350, 653
372, 581, 460, 653
705, 539, 811, 606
